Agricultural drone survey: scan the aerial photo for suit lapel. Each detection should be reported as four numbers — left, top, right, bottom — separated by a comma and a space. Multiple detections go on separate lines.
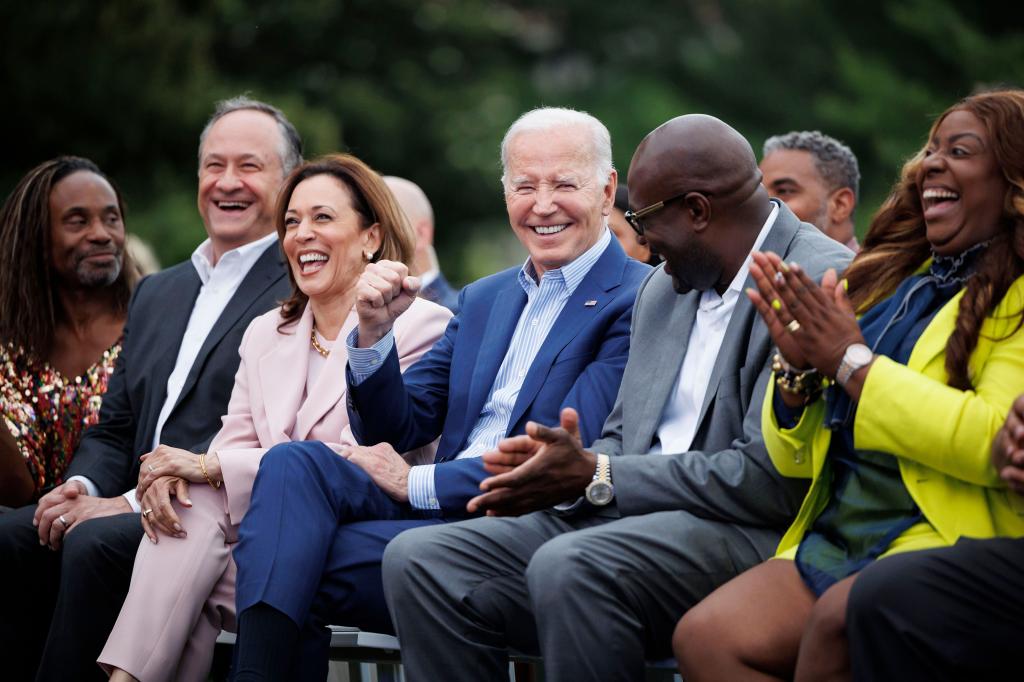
293, 309, 356, 439
172, 242, 285, 413
633, 289, 698, 451
506, 240, 626, 432
462, 279, 527, 434
140, 266, 203, 444
257, 308, 309, 441
694, 201, 799, 429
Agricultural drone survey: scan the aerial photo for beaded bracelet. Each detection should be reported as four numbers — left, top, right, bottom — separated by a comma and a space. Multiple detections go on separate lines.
772, 353, 826, 404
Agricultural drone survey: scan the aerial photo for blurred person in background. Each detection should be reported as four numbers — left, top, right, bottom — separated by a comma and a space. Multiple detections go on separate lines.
608, 184, 659, 264
0, 96, 296, 681
761, 130, 861, 251
676, 89, 1024, 682
0, 156, 136, 508
125, 233, 160, 276
384, 175, 461, 313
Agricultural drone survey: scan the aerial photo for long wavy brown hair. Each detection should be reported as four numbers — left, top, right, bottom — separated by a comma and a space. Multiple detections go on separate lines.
275, 154, 417, 331
843, 89, 1024, 390
0, 157, 137, 360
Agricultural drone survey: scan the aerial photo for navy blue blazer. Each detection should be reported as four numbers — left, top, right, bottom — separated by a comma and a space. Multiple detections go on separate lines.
347, 236, 650, 516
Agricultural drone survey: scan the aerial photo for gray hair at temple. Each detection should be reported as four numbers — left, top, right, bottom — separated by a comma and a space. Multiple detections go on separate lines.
763, 130, 861, 203
197, 95, 303, 176
500, 107, 614, 189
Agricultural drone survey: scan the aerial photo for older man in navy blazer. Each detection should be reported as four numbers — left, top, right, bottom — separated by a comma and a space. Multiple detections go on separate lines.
227, 107, 650, 679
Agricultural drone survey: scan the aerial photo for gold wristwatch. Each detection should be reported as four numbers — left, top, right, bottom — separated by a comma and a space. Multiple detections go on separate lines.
584, 453, 614, 506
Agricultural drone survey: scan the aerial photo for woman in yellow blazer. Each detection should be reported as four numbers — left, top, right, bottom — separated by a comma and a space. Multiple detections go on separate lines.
675, 88, 1024, 682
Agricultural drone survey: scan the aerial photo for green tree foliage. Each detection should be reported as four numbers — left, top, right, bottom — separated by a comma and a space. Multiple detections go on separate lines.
3, 0, 1021, 281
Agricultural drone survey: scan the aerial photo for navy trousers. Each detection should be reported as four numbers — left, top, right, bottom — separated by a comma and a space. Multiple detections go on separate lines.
234, 442, 445, 676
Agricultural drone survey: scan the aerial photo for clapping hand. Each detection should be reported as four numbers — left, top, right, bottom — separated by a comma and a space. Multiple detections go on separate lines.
993, 395, 1024, 495
468, 408, 596, 517
355, 261, 420, 347
746, 251, 868, 397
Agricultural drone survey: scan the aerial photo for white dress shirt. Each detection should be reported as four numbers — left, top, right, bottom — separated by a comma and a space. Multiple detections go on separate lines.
69, 232, 278, 512
649, 205, 777, 455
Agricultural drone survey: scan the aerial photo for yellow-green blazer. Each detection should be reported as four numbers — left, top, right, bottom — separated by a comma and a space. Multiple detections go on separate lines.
765, 275, 1024, 557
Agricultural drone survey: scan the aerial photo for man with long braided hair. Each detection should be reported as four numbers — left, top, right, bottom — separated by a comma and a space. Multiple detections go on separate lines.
0, 156, 136, 507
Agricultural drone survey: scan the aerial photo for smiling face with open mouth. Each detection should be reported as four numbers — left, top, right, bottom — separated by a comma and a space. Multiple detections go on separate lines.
197, 109, 285, 258
917, 109, 1008, 256
503, 126, 615, 277
281, 173, 380, 303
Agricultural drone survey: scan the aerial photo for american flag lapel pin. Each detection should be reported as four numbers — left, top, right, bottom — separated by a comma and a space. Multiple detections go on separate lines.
584, 300, 597, 307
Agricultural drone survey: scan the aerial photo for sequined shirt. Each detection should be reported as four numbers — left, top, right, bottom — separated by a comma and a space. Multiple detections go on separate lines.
0, 342, 120, 495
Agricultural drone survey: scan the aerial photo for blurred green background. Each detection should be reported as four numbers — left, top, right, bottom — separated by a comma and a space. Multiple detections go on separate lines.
3, 0, 1022, 284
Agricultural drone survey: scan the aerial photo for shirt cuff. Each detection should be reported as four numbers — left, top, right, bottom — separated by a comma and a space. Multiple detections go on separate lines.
122, 488, 142, 513
66, 475, 99, 498
346, 328, 395, 385
408, 464, 440, 510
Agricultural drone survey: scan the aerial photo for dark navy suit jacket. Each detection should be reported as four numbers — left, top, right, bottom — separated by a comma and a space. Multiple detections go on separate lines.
347, 236, 650, 516
419, 271, 460, 314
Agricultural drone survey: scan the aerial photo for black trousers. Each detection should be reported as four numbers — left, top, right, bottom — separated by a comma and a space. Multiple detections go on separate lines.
0, 505, 142, 681
847, 536, 1024, 682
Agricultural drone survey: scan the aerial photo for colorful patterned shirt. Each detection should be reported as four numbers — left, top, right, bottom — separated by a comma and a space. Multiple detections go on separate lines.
0, 342, 120, 496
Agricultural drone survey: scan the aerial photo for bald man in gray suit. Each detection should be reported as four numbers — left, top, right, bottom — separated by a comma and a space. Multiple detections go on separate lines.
383, 115, 853, 681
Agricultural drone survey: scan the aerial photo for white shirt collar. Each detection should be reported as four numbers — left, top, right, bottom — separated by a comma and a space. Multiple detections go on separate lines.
190, 232, 278, 285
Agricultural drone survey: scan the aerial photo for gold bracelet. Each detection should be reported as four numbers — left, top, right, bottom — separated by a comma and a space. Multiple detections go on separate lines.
199, 453, 221, 489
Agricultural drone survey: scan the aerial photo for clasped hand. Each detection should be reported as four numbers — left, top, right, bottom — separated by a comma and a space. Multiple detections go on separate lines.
746, 251, 864, 381
993, 394, 1024, 495
355, 261, 420, 348
468, 408, 597, 517
135, 445, 215, 543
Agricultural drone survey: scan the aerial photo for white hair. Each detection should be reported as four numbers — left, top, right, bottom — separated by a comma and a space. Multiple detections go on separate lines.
500, 107, 613, 188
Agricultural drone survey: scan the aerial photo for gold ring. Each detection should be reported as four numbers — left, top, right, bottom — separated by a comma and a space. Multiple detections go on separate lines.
786, 320, 801, 333
143, 508, 154, 517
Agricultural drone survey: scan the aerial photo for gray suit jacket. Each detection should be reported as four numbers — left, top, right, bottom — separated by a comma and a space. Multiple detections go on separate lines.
589, 200, 852, 530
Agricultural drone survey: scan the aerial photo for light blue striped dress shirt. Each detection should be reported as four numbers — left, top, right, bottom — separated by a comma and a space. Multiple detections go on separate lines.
347, 228, 612, 510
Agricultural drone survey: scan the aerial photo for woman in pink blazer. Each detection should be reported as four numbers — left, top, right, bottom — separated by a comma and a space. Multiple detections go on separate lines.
98, 154, 451, 682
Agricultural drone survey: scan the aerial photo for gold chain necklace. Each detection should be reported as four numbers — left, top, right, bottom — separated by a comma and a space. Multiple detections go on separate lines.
310, 326, 330, 357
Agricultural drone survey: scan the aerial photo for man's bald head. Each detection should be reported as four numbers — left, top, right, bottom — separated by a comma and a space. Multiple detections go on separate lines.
384, 176, 434, 236
626, 114, 772, 296
628, 114, 761, 208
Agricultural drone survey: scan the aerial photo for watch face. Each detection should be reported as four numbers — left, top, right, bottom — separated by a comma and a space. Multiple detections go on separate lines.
586, 481, 614, 506
848, 344, 873, 364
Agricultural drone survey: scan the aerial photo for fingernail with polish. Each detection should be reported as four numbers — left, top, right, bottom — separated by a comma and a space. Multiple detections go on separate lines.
779, 261, 790, 272
842, 278, 849, 291
173, 523, 182, 532
771, 299, 782, 311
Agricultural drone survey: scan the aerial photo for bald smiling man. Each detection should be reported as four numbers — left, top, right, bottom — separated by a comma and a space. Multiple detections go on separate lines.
383, 114, 853, 681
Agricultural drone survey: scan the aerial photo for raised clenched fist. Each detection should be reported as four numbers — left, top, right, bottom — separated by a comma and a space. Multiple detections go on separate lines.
355, 260, 421, 347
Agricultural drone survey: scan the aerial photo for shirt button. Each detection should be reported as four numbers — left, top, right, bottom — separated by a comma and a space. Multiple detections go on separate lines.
518, 370, 526, 378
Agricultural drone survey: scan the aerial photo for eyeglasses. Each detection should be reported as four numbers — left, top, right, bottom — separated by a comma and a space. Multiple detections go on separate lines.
623, 191, 707, 236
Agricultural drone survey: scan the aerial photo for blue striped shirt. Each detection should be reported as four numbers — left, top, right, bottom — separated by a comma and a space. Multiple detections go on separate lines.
347, 229, 611, 510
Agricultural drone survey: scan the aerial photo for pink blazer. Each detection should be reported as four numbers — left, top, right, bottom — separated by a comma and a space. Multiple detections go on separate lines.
215, 298, 452, 525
